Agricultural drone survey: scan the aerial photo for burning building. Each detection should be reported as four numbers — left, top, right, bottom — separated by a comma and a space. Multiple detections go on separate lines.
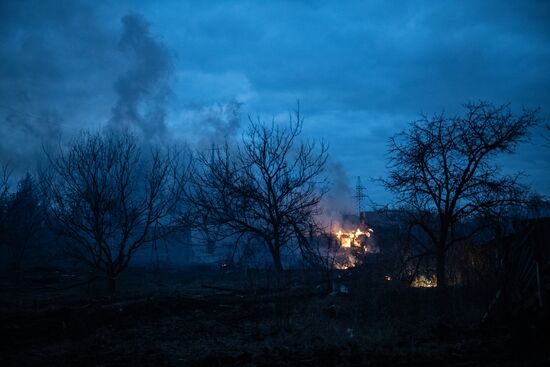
332, 211, 377, 270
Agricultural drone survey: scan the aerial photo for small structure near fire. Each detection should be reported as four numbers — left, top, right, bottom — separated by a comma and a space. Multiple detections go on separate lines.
411, 274, 437, 288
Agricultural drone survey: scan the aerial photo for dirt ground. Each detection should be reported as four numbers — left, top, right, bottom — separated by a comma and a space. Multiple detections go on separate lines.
1, 267, 548, 366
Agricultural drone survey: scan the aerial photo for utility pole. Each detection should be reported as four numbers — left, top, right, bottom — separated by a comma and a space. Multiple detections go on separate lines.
354, 176, 366, 214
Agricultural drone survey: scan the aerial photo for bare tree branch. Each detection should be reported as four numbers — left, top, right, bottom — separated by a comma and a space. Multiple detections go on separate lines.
40, 130, 187, 296
384, 101, 539, 289
186, 107, 328, 271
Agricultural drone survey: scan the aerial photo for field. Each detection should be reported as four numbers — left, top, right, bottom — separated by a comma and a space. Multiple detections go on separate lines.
1, 266, 548, 366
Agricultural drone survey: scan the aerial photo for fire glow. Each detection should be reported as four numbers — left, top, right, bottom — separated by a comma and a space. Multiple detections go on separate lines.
335, 228, 373, 248
332, 227, 374, 270
411, 275, 437, 288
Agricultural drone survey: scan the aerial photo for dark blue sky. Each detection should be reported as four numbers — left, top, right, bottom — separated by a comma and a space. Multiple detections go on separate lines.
1, 0, 549, 204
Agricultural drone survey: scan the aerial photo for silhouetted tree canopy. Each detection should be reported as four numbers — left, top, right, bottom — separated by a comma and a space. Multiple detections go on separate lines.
384, 101, 539, 289
187, 109, 328, 271
4, 173, 43, 271
41, 131, 186, 295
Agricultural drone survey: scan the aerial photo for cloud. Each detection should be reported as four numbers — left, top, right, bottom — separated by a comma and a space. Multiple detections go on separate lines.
1, 0, 549, 200
0, 0, 118, 172
148, 0, 549, 115
175, 70, 255, 103
169, 100, 243, 151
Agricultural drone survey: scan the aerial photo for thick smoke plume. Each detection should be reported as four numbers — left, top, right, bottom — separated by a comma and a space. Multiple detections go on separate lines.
0, 3, 176, 175
317, 160, 355, 230
109, 14, 173, 140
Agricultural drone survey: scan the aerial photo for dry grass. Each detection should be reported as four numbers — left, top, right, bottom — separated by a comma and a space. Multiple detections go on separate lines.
1, 266, 548, 366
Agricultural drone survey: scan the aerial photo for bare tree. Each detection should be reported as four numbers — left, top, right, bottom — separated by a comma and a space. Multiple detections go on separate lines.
41, 131, 186, 295
0, 164, 9, 201
187, 109, 328, 271
384, 101, 539, 290
0, 164, 12, 262
3, 173, 43, 272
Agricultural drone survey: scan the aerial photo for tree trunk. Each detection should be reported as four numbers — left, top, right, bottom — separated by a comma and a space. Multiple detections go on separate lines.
107, 275, 117, 299
435, 242, 450, 319
271, 247, 283, 272
436, 244, 447, 289
436, 221, 449, 290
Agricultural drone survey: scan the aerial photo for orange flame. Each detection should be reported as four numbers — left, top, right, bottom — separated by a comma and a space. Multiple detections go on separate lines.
332, 227, 374, 269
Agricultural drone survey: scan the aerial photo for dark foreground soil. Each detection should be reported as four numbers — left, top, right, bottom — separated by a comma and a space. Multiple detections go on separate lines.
0, 268, 548, 366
